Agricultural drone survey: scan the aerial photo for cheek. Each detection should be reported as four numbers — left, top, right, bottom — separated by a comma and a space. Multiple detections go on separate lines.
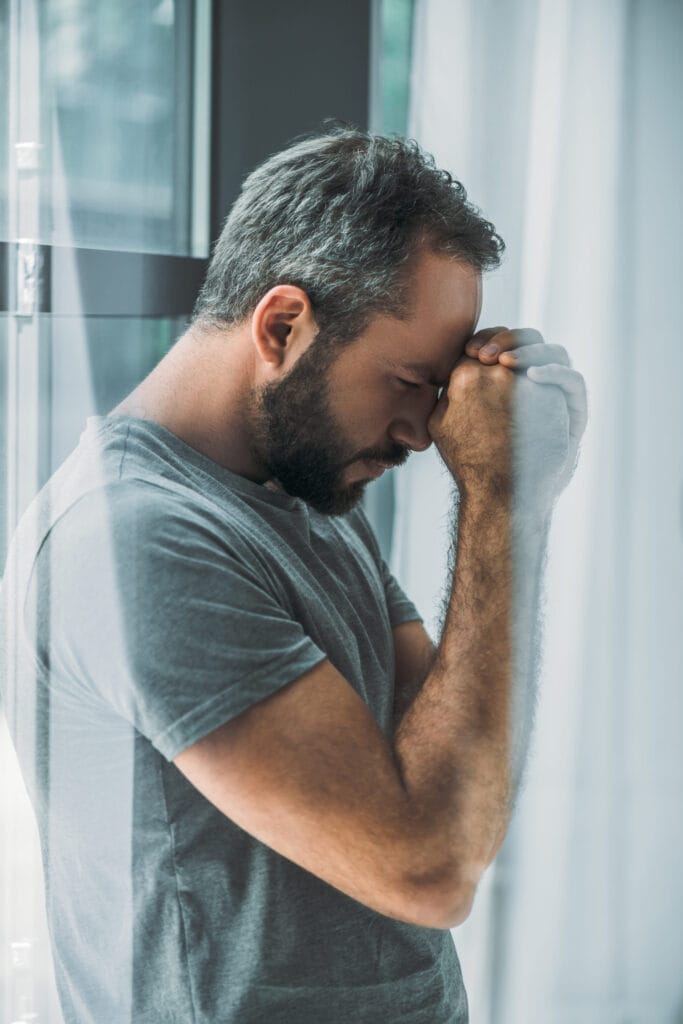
333, 383, 392, 435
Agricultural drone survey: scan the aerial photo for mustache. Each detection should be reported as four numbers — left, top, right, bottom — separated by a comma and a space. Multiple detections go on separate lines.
345, 445, 411, 470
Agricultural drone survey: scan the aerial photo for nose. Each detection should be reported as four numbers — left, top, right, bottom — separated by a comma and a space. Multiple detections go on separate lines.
388, 404, 434, 454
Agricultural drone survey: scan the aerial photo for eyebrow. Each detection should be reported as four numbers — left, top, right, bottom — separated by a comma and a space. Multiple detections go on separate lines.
394, 360, 449, 389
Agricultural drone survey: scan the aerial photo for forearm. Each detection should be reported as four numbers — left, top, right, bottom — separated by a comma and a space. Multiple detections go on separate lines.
392, 488, 551, 892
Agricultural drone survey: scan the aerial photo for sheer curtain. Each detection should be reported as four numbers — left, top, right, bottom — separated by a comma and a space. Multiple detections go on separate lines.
391, 0, 683, 1020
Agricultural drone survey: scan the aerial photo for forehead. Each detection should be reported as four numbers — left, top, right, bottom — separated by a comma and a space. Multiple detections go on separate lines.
355, 249, 483, 381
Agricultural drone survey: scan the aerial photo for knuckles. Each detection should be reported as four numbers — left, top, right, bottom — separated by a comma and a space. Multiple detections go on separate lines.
447, 358, 513, 396
497, 327, 545, 351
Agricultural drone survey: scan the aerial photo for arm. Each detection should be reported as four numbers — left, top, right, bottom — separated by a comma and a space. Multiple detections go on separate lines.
174, 490, 547, 931
388, 350, 567, 908
389, 505, 548, 868
391, 619, 436, 732
393, 493, 551, 902
391, 330, 586, 878
175, 352, 582, 931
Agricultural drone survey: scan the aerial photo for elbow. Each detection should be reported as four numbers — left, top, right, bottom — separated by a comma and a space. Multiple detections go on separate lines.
388, 806, 490, 929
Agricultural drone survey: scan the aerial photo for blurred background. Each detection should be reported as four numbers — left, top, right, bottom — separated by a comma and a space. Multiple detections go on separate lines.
0, 1, 681, 1021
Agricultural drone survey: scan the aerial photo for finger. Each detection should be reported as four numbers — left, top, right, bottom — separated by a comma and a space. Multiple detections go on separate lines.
468, 327, 544, 362
465, 326, 509, 355
526, 364, 588, 440
499, 343, 571, 369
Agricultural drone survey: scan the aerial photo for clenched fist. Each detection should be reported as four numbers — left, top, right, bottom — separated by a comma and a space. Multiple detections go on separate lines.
429, 328, 587, 512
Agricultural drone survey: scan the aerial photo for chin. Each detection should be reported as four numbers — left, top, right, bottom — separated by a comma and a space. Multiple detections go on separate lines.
304, 481, 367, 517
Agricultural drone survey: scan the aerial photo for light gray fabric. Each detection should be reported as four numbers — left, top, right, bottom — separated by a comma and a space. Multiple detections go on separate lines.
0, 415, 468, 1023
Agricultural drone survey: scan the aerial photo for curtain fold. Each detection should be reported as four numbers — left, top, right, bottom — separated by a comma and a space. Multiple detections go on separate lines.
397, 0, 683, 1020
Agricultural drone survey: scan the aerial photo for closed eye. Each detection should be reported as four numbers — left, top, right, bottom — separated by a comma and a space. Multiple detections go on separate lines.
397, 377, 445, 402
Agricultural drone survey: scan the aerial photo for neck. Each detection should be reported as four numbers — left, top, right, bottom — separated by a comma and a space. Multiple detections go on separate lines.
112, 324, 269, 482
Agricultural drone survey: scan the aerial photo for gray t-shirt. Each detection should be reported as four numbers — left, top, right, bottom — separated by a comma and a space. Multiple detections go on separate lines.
1, 415, 468, 1023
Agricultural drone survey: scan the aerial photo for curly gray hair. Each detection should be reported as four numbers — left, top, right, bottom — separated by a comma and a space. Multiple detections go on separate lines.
193, 122, 504, 346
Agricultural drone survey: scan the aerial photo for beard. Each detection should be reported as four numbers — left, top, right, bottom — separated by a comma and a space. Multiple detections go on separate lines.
248, 333, 408, 516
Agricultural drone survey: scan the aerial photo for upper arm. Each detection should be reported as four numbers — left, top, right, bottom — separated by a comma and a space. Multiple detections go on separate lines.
392, 620, 437, 732
174, 656, 462, 929
51, 489, 463, 926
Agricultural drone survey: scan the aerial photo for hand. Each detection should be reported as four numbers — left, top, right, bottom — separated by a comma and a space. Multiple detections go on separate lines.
465, 326, 588, 495
429, 328, 588, 509
465, 326, 570, 371
427, 358, 515, 498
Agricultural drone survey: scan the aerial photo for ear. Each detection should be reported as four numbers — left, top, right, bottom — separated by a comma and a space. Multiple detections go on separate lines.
251, 285, 318, 374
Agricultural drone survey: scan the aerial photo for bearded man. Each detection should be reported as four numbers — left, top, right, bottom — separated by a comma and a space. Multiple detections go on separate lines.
1, 127, 586, 1023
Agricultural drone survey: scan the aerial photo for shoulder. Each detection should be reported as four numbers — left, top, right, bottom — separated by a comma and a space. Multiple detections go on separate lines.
43, 477, 249, 587
57, 476, 209, 537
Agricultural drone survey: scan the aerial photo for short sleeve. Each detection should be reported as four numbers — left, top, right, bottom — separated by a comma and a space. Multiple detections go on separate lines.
36, 482, 327, 761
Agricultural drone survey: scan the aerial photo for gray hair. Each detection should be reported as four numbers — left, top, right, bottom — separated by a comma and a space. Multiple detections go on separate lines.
192, 123, 505, 346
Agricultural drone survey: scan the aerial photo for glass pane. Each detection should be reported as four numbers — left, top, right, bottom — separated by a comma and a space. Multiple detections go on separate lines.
1, 315, 184, 1021
363, 0, 416, 560
0, 316, 184, 571
1, 313, 60, 1022
0, 316, 6, 557
380, 0, 415, 136
0, 717, 61, 1022
41, 0, 209, 256
47, 316, 185, 472
0, 1, 8, 240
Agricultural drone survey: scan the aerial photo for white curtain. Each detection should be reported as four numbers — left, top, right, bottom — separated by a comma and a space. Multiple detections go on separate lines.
392, 0, 683, 1020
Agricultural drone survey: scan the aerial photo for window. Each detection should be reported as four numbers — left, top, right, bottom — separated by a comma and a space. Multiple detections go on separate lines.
0, 4, 211, 1019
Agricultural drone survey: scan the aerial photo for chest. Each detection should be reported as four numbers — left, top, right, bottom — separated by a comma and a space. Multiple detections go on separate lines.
228, 517, 396, 733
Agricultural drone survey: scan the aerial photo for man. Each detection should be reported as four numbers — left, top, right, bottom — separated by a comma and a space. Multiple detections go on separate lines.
1, 127, 586, 1023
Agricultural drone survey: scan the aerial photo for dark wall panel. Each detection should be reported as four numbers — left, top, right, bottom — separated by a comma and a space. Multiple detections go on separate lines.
210, 0, 372, 237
